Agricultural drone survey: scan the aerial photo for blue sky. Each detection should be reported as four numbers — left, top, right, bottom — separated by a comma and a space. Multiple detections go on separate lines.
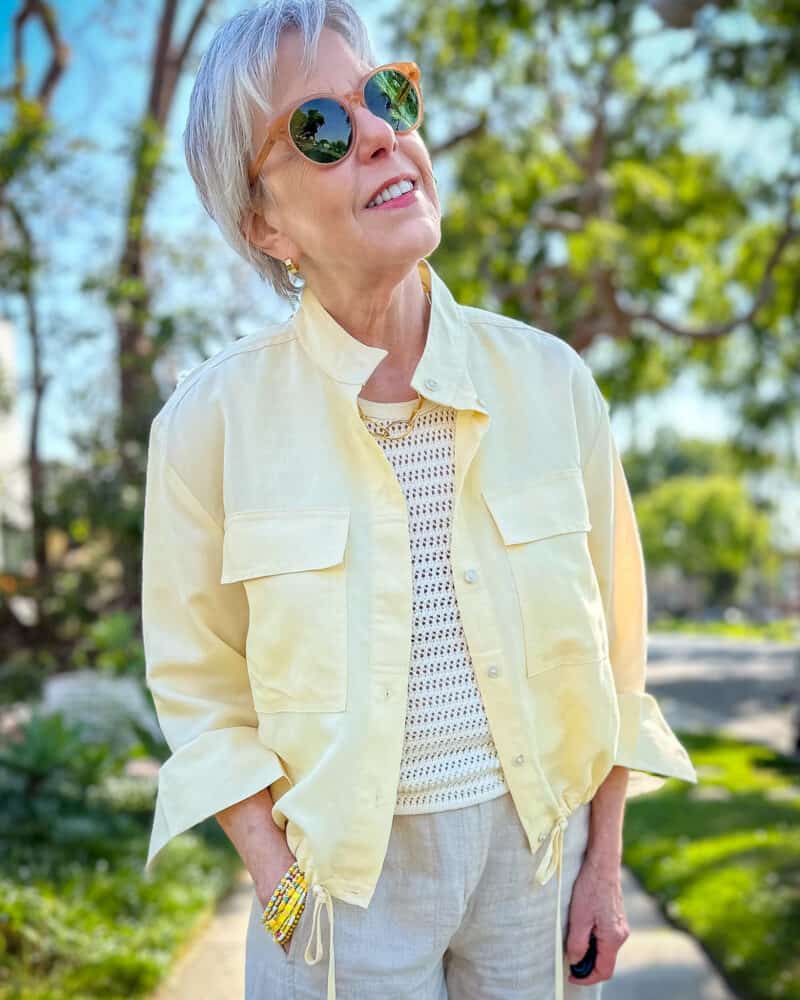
1, 1, 797, 547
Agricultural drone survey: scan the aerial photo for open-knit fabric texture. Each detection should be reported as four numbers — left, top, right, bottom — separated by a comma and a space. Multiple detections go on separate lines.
357, 394, 509, 814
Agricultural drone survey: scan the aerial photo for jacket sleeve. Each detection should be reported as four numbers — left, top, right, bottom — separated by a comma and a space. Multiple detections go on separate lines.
577, 362, 698, 787
141, 416, 288, 873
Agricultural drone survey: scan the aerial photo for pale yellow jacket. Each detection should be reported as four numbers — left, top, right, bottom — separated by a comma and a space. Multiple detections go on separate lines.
141, 257, 698, 1000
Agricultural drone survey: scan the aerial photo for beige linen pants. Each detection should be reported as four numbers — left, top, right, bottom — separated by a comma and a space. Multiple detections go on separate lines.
245, 791, 603, 999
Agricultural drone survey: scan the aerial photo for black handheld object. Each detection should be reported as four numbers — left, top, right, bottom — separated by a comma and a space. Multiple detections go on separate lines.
569, 930, 598, 978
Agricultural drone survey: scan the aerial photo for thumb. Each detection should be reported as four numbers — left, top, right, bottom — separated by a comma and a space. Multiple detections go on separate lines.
565, 920, 595, 964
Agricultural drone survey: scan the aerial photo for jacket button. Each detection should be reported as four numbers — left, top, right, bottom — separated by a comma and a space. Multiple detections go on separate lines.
487, 665, 499, 678
513, 754, 525, 765
538, 831, 547, 842
424, 377, 439, 390
464, 568, 478, 583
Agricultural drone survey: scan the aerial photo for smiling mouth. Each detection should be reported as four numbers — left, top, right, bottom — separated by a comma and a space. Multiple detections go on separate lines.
365, 179, 418, 209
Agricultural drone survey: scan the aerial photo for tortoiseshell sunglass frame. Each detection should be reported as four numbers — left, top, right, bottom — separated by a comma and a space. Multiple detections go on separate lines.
246, 61, 424, 187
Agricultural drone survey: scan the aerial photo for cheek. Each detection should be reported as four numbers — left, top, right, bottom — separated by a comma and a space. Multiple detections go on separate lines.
404, 135, 433, 171
285, 165, 352, 235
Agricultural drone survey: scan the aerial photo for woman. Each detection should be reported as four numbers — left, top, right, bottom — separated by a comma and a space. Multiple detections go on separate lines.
141, 2, 698, 999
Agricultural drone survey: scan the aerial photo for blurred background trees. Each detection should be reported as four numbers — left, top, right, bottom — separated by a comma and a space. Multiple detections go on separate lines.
0, 0, 796, 693
388, 0, 799, 458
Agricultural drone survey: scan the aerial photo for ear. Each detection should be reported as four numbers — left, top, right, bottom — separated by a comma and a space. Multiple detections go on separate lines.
240, 203, 296, 261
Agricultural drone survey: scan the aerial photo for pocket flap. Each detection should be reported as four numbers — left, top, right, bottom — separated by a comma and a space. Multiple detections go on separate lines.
221, 509, 350, 584
482, 467, 591, 545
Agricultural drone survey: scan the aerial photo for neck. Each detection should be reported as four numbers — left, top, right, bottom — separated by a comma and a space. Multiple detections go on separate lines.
305, 264, 431, 375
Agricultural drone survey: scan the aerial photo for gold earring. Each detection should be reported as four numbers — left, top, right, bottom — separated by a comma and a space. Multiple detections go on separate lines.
284, 257, 299, 274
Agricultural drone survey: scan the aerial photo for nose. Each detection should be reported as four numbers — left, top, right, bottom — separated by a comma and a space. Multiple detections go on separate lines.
354, 103, 398, 162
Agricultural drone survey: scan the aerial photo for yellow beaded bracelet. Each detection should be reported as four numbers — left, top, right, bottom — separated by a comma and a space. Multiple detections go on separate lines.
260, 860, 308, 946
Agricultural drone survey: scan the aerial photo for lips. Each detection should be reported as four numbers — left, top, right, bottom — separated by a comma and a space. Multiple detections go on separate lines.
364, 174, 417, 208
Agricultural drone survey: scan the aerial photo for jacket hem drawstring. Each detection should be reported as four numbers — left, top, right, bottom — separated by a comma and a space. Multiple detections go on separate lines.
534, 812, 569, 1000
303, 882, 337, 1000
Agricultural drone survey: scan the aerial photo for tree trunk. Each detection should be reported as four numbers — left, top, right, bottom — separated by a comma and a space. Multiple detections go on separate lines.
113, 0, 215, 604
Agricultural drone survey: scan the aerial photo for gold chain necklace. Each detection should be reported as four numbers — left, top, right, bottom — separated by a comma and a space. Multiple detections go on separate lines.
357, 290, 431, 443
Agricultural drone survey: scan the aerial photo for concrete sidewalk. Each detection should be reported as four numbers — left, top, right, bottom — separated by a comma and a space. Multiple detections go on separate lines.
606, 865, 737, 999
152, 867, 252, 1000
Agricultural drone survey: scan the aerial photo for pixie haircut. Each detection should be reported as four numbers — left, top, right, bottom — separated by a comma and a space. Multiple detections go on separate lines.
183, 0, 376, 306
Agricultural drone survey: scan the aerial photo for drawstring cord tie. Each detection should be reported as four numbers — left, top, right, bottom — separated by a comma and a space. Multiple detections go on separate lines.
304, 882, 337, 1000
535, 813, 569, 1000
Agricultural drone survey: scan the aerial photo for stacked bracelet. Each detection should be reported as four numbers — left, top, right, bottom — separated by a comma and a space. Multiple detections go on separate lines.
260, 860, 308, 947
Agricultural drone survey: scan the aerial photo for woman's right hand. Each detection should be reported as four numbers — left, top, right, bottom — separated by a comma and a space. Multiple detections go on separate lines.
255, 850, 302, 956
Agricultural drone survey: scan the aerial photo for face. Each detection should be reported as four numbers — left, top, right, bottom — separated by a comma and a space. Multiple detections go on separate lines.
243, 26, 441, 293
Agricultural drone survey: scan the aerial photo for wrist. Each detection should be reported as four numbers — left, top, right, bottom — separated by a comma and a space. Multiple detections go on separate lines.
255, 871, 283, 911
255, 882, 272, 911
584, 845, 622, 876
255, 853, 297, 909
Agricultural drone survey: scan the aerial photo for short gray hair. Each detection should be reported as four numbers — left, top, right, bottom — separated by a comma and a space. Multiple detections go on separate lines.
183, 1, 377, 307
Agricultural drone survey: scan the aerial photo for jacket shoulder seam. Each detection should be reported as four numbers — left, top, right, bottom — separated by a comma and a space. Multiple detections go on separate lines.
157, 326, 298, 420
459, 304, 572, 349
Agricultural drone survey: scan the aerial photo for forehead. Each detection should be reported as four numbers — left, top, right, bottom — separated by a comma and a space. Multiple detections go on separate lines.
272, 26, 372, 109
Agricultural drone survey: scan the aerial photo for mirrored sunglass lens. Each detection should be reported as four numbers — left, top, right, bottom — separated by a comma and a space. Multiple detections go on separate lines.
365, 69, 419, 131
289, 97, 352, 162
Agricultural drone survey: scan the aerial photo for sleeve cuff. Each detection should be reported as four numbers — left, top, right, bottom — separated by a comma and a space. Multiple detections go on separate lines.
144, 725, 288, 873
614, 690, 698, 785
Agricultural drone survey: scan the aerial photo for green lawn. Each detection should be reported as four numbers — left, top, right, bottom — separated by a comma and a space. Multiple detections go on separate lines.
624, 732, 800, 1000
651, 615, 800, 643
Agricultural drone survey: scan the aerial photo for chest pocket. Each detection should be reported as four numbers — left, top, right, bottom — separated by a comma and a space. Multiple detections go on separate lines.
482, 467, 608, 676
221, 508, 350, 713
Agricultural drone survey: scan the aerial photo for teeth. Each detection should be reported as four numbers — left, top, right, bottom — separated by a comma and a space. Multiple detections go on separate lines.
367, 178, 414, 208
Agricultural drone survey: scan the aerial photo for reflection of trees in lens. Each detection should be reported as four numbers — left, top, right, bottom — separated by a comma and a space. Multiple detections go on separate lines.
306, 138, 348, 163
291, 107, 324, 144
290, 104, 350, 162
367, 70, 418, 130
290, 107, 350, 163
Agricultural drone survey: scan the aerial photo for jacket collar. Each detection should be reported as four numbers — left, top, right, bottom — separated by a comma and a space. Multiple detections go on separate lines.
294, 258, 487, 413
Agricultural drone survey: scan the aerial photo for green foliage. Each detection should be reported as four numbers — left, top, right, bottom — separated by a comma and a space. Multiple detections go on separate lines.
623, 428, 771, 494
124, 115, 169, 247
635, 472, 779, 601
0, 712, 145, 867
624, 732, 800, 1000
697, 1, 800, 115
0, 97, 54, 189
0, 644, 60, 705
0, 834, 241, 1000
387, 0, 800, 447
70, 611, 146, 678
0, 708, 240, 999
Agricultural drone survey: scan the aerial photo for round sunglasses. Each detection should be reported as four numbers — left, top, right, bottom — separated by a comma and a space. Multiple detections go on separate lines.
247, 61, 424, 186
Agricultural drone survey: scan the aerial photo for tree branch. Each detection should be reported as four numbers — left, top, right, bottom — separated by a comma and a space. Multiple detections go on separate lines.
174, 0, 216, 75
12, 0, 69, 108
624, 196, 799, 340
429, 112, 488, 156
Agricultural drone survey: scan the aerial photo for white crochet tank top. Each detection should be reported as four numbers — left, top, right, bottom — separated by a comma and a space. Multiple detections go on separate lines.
357, 393, 508, 814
